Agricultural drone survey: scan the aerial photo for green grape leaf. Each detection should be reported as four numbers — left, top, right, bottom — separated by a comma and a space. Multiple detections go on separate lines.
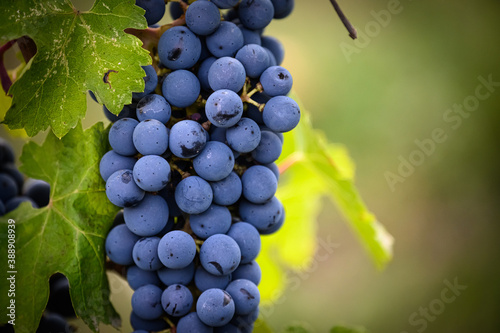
0, 122, 120, 333
0, 0, 150, 138
281, 108, 394, 268
284, 110, 394, 269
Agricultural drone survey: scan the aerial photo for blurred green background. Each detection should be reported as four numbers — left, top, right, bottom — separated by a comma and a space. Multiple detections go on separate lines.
263, 0, 500, 332
2, 0, 500, 332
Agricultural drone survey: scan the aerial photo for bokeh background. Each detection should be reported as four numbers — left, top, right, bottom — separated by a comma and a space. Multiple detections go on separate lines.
2, 0, 500, 332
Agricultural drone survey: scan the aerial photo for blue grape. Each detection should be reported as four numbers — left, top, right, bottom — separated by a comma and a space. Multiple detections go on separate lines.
195, 266, 232, 292
271, 0, 294, 19
105, 224, 140, 265
226, 222, 261, 264
169, 120, 207, 158
136, 94, 171, 124
241, 165, 277, 204
161, 284, 194, 317
124, 193, 169, 236
230, 306, 258, 331
226, 117, 261, 153
193, 141, 235, 182
239, 196, 283, 232
206, 21, 244, 58
133, 237, 163, 271
238, 0, 275, 30
238, 25, 262, 46
259, 201, 284, 235
1, 163, 23, 192
210, 171, 242, 206
263, 47, 277, 67
198, 57, 217, 92
235, 44, 269, 79
127, 265, 162, 290
186, 0, 221, 35
208, 57, 246, 93
162, 69, 201, 108
169, 0, 188, 20
190, 204, 232, 239
133, 119, 169, 156
157, 261, 195, 286
205, 90, 243, 128
135, 0, 166, 26
251, 130, 282, 164
175, 176, 213, 214
261, 127, 284, 143
158, 230, 196, 269
0, 173, 18, 202
130, 311, 169, 332
108, 118, 139, 156
176, 312, 213, 333
196, 288, 235, 327
200, 234, 241, 276
263, 96, 300, 132
260, 65, 293, 96
106, 169, 145, 207
99, 150, 137, 181
231, 261, 261, 285
103, 103, 137, 122
0, 200, 5, 216
131, 284, 164, 320
214, 323, 241, 332
211, 0, 239, 9
5, 196, 37, 213
264, 162, 280, 181
225, 279, 260, 315
0, 138, 14, 164
133, 65, 159, 100
158, 26, 201, 70
261, 36, 285, 65
133, 155, 171, 192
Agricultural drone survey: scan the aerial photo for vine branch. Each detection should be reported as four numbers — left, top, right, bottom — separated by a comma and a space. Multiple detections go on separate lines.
329, 0, 357, 39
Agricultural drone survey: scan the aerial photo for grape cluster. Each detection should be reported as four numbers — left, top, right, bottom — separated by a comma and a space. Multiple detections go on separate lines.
100, 0, 298, 332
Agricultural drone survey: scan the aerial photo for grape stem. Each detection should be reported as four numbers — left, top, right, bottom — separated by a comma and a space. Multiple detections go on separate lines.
242, 95, 264, 111
329, 0, 357, 39
246, 83, 263, 98
240, 80, 265, 111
